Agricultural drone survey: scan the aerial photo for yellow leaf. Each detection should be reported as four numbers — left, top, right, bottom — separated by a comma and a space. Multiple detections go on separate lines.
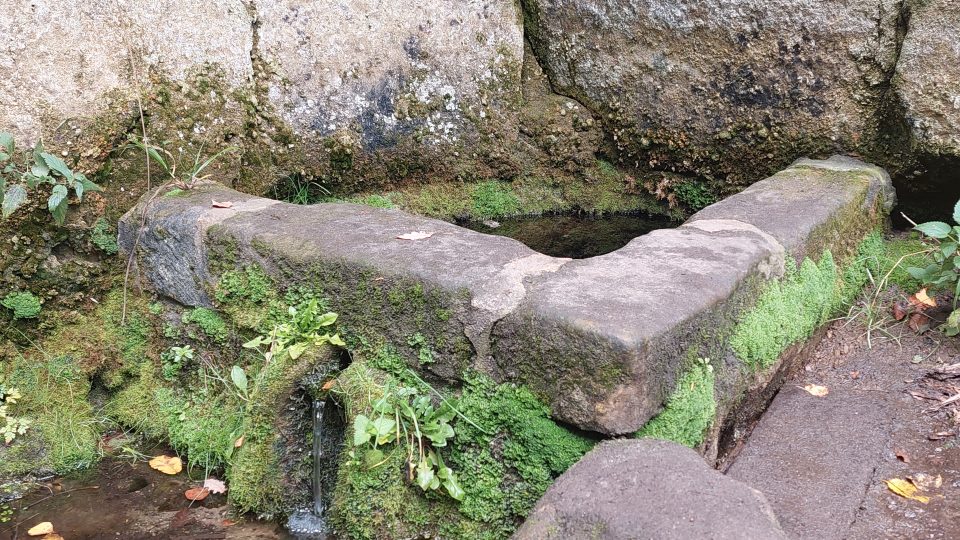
914, 288, 937, 308
27, 522, 54, 536
802, 384, 829, 397
885, 478, 930, 503
149, 455, 183, 475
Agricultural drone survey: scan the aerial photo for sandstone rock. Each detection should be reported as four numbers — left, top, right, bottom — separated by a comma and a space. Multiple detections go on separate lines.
896, 0, 960, 153
524, 0, 905, 182
513, 439, 787, 540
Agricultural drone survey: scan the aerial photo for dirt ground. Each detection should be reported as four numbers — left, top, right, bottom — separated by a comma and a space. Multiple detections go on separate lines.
729, 299, 960, 539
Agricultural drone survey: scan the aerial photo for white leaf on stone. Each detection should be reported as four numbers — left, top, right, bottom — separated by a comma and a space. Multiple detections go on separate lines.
396, 231, 434, 240
204, 477, 227, 494
211, 200, 234, 208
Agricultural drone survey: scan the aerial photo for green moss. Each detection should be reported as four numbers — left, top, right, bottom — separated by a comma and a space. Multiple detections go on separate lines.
880, 236, 929, 291
106, 361, 168, 438
330, 364, 593, 539
1, 291, 41, 320
348, 194, 396, 209
0, 354, 100, 478
635, 359, 716, 448
90, 217, 119, 255
215, 265, 276, 330
672, 180, 717, 211
731, 232, 883, 370
471, 181, 521, 219
182, 307, 229, 343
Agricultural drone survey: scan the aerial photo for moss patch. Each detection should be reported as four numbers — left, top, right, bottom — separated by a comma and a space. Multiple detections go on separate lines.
731, 232, 883, 370
635, 358, 716, 448
182, 307, 229, 343
1, 291, 41, 320
90, 217, 119, 255
880, 235, 929, 291
330, 362, 593, 540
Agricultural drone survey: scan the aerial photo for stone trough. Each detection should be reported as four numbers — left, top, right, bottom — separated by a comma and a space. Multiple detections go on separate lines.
120, 155, 893, 444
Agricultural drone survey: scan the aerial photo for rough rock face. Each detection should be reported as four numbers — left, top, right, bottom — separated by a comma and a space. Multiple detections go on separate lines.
513, 439, 787, 539
0, 0, 253, 143
0, 0, 524, 188
523, 0, 906, 182
896, 0, 960, 153
254, 0, 523, 152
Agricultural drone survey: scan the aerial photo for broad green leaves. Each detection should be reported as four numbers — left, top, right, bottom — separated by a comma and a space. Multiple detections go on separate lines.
349, 379, 464, 501
0, 132, 102, 224
911, 204, 960, 335
915, 221, 952, 239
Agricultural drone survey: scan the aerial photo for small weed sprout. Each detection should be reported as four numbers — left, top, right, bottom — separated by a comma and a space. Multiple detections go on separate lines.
161, 345, 195, 380
125, 135, 236, 191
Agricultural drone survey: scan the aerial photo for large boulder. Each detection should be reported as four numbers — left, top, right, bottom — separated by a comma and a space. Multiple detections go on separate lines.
895, 0, 960, 154
0, 0, 525, 188
523, 0, 905, 183
513, 439, 787, 539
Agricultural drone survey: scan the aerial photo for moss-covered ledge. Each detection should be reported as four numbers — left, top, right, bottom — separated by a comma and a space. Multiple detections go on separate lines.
119, 155, 894, 437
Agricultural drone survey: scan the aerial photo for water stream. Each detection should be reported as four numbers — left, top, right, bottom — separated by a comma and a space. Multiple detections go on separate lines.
288, 398, 341, 539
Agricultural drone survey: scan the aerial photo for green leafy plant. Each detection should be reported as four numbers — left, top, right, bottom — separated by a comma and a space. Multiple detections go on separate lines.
350, 381, 465, 501
907, 201, 960, 335
126, 135, 235, 190
161, 345, 195, 380
406, 332, 435, 365
0, 379, 31, 445
242, 298, 345, 360
1, 291, 41, 319
0, 132, 101, 224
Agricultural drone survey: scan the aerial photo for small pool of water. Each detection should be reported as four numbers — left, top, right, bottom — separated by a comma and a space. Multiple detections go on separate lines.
461, 212, 677, 259
2, 439, 291, 539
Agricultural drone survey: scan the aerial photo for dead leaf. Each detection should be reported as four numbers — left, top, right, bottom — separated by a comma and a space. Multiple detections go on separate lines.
802, 384, 829, 397
42, 535, 65, 540
234, 435, 245, 448
222, 519, 236, 527
204, 477, 227, 494
27, 522, 54, 536
850, 371, 861, 380
892, 302, 908, 321
895, 450, 911, 463
149, 455, 183, 475
929, 431, 956, 440
321, 379, 336, 391
910, 288, 937, 309
396, 231, 434, 240
908, 312, 931, 333
885, 478, 930, 503
909, 473, 943, 491
184, 487, 210, 501
211, 200, 234, 209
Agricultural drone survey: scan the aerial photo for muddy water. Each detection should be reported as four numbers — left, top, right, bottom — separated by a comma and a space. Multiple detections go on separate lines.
3, 443, 291, 540
461, 212, 677, 259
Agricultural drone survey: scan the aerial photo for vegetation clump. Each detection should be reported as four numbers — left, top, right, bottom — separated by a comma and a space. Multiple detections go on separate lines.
90, 217, 119, 255
731, 233, 882, 371
636, 358, 716, 448
1, 291, 41, 320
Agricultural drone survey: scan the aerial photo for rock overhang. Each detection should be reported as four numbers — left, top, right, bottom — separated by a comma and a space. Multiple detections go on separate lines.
120, 155, 895, 436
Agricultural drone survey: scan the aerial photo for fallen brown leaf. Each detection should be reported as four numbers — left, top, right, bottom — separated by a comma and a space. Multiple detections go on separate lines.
396, 231, 434, 240
185, 487, 210, 501
27, 522, 54, 536
234, 435, 245, 448
895, 450, 911, 463
892, 302, 908, 321
885, 478, 930, 503
211, 200, 234, 209
149, 455, 183, 475
802, 384, 829, 397
908, 312, 931, 333
322, 379, 336, 391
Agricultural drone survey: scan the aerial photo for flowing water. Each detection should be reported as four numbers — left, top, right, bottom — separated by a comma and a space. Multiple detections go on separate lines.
461, 212, 677, 259
287, 399, 334, 539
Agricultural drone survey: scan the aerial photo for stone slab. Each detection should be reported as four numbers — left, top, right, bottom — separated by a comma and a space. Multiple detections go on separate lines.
514, 439, 787, 540
121, 156, 893, 435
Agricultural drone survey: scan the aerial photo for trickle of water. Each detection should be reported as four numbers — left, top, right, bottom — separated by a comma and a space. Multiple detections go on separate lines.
287, 399, 332, 539
313, 399, 325, 516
